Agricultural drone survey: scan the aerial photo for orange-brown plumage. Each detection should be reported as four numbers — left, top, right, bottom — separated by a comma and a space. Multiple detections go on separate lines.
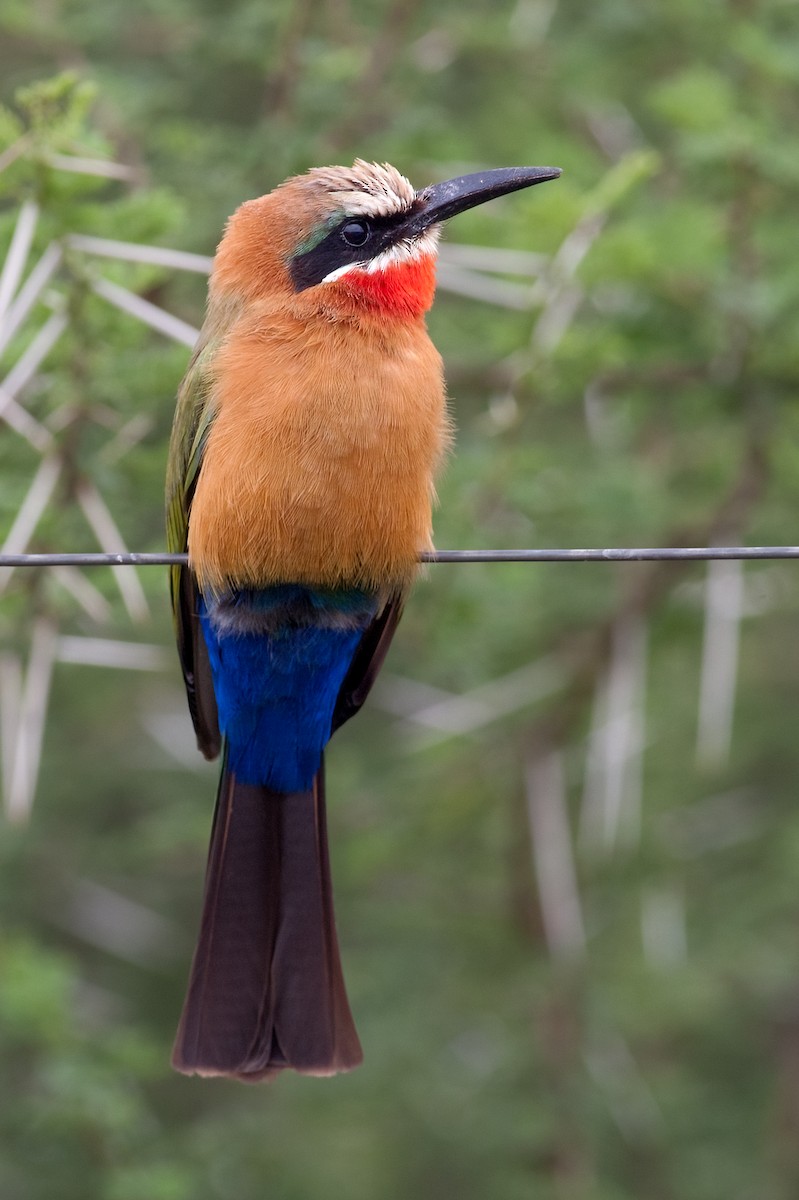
186, 165, 449, 595
188, 273, 448, 594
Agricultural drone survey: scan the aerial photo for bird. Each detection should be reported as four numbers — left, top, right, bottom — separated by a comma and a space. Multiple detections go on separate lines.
166, 158, 561, 1081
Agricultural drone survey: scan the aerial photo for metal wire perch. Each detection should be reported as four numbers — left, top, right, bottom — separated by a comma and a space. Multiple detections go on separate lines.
1, 547, 799, 567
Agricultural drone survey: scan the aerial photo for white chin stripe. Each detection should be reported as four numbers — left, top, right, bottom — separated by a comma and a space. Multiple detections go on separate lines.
321, 227, 440, 286
321, 262, 361, 284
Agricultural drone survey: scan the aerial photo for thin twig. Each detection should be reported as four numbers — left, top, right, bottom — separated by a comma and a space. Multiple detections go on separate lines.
90, 277, 199, 348
524, 436, 769, 802
0, 653, 22, 811
68, 235, 213, 274
57, 636, 169, 671
439, 243, 547, 276
0, 383, 54, 452
531, 213, 605, 354
6, 616, 58, 823
436, 263, 536, 310
0, 200, 39, 320
1, 311, 68, 400
0, 456, 62, 594
44, 153, 138, 181
0, 243, 63, 359
98, 414, 155, 466
696, 557, 744, 768
57, 878, 180, 966
392, 655, 560, 747
525, 748, 586, 961
0, 135, 31, 176
580, 613, 648, 854
75, 481, 149, 621
50, 566, 113, 623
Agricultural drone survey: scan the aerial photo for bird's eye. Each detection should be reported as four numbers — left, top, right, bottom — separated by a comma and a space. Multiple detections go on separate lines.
340, 220, 370, 247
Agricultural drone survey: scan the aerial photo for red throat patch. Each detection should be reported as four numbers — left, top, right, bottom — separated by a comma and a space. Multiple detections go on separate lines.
340, 254, 437, 318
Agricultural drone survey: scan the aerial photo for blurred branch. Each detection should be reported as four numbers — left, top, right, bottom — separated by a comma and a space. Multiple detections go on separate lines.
640, 887, 687, 969
4, 616, 58, 823
696, 557, 744, 769
43, 153, 139, 181
50, 565, 113, 623
0, 312, 68, 451
54, 878, 180, 967
584, 1033, 664, 1139
90, 277, 199, 347
579, 613, 648, 855
97, 413, 155, 466
440, 243, 547, 276
0, 135, 32, 175
526, 431, 769, 768
436, 261, 537, 310
68, 234, 212, 274
0, 455, 62, 594
75, 481, 149, 622
530, 152, 659, 358
0, 200, 39, 319
0, 379, 54, 452
387, 655, 561, 748
0, 243, 63, 359
56, 636, 169, 670
525, 748, 586, 961
531, 213, 604, 355
0, 653, 23, 813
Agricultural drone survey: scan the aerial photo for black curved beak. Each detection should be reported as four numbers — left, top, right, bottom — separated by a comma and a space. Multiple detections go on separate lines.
406, 165, 562, 236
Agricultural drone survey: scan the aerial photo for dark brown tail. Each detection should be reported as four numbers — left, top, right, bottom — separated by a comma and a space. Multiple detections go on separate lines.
172, 758, 362, 1081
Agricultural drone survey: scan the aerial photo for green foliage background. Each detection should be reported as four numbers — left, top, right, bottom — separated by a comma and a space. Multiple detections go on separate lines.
2, 2, 799, 1196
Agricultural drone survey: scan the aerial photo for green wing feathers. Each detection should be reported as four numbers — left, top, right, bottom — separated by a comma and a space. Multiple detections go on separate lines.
166, 300, 237, 760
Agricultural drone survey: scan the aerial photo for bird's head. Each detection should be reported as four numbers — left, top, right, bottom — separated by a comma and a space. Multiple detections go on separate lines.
211, 159, 561, 320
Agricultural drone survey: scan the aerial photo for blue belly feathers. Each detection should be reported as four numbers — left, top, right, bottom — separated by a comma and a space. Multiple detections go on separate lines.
199, 586, 377, 792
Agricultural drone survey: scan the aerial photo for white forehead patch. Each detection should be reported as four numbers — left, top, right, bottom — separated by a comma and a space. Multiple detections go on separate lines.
308, 159, 417, 219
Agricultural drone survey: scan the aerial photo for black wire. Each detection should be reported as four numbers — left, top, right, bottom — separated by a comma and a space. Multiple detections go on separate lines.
1, 547, 799, 567
424, 547, 799, 562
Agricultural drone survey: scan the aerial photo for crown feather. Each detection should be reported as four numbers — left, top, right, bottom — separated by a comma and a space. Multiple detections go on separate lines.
304, 160, 416, 219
